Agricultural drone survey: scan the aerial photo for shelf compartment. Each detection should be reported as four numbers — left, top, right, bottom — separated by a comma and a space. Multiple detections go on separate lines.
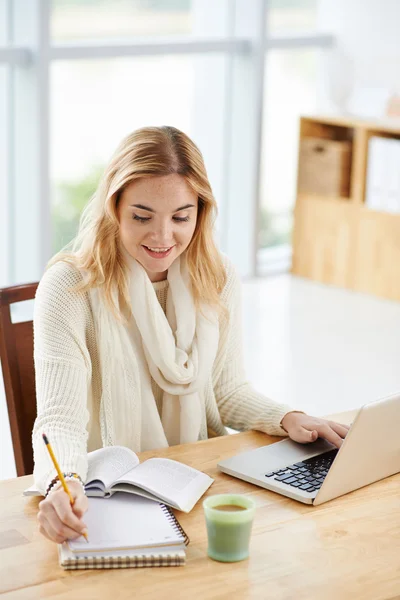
297, 118, 354, 200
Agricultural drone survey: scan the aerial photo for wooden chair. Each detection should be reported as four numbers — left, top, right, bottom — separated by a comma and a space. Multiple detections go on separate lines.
0, 283, 39, 476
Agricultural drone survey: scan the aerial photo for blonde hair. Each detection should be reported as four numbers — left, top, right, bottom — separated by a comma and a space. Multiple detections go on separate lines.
50, 126, 227, 319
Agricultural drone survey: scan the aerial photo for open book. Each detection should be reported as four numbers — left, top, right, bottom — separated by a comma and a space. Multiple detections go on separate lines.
24, 446, 214, 513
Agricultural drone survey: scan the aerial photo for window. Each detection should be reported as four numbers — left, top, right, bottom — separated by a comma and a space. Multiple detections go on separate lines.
51, 53, 228, 252
268, 0, 319, 34
0, 0, 334, 282
0, 65, 8, 286
0, 0, 8, 285
0, 0, 7, 46
259, 48, 319, 258
258, 0, 331, 274
51, 0, 193, 41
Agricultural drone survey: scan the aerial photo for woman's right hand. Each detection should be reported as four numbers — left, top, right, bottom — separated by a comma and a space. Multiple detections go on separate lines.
37, 480, 89, 544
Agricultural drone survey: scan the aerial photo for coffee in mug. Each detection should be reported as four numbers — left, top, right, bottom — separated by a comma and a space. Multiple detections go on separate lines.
212, 504, 247, 512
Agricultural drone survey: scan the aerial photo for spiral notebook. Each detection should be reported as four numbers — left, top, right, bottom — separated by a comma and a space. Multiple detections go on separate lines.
59, 493, 189, 569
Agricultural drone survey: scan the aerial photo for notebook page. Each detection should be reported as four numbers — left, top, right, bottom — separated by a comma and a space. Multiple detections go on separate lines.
68, 493, 184, 552
116, 458, 214, 512
85, 446, 139, 491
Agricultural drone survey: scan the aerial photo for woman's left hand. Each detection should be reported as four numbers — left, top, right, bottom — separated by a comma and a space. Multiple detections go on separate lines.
281, 412, 350, 448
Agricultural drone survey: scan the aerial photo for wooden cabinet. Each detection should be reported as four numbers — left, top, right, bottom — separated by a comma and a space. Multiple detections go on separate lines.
292, 196, 356, 288
353, 208, 400, 301
292, 115, 400, 302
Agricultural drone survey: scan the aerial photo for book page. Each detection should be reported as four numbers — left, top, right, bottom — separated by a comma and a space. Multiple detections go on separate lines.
86, 446, 139, 491
110, 483, 171, 506
115, 458, 213, 512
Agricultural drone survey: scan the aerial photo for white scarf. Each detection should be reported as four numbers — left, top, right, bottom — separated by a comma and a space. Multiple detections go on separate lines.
89, 254, 219, 452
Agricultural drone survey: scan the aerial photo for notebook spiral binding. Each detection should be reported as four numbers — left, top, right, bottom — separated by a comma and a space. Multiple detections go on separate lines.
63, 553, 185, 569
160, 504, 190, 546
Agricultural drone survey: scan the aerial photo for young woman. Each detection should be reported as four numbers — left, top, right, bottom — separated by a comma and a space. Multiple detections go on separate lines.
34, 126, 349, 543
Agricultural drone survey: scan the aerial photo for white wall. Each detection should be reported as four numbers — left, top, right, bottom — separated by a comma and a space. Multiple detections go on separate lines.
318, 0, 400, 116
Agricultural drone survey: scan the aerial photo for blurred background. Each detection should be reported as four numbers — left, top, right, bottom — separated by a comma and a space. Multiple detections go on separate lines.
1, 0, 400, 282
1, 0, 400, 479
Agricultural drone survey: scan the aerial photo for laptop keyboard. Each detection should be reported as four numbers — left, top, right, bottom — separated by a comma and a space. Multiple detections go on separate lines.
264, 449, 338, 493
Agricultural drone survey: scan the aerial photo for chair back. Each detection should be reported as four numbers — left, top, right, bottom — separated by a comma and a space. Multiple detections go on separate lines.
0, 283, 39, 476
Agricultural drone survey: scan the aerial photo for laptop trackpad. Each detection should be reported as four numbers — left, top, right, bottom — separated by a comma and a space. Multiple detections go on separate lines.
220, 437, 336, 475
260, 437, 336, 469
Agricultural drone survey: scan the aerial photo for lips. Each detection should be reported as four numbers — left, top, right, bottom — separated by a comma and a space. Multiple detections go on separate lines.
142, 245, 174, 259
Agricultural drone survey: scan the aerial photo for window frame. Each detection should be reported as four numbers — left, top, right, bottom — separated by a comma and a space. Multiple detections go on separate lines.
0, 0, 335, 283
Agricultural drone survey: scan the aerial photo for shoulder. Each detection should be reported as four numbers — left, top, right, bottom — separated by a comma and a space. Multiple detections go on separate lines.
35, 260, 90, 318
34, 261, 94, 363
37, 260, 84, 298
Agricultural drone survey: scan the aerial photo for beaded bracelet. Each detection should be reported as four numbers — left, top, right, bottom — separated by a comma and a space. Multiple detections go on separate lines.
45, 473, 85, 498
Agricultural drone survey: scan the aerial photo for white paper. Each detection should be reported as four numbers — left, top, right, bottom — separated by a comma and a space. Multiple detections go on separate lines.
68, 493, 184, 552
114, 457, 214, 512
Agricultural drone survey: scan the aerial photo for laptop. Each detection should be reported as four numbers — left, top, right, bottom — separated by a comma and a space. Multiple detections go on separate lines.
218, 392, 400, 505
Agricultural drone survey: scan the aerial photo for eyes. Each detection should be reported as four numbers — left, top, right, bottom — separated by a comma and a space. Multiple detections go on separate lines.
132, 214, 190, 224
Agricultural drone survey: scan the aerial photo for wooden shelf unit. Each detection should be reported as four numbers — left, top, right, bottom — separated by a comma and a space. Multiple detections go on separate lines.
291, 115, 400, 302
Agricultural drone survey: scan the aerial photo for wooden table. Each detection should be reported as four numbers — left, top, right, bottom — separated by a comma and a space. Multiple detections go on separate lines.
1, 411, 400, 600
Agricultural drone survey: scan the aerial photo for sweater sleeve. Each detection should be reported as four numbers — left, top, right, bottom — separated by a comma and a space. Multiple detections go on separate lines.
32, 262, 92, 494
214, 258, 293, 437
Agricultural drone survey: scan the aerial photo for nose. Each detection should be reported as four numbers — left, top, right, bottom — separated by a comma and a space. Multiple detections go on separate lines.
149, 220, 174, 245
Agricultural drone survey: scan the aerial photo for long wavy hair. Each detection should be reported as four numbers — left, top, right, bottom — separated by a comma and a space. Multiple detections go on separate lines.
50, 126, 227, 319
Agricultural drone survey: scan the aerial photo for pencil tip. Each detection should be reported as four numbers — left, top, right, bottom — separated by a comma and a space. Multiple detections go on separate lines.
81, 529, 89, 542
42, 433, 49, 445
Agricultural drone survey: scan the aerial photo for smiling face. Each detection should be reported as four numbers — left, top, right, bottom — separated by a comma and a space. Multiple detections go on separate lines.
117, 174, 199, 282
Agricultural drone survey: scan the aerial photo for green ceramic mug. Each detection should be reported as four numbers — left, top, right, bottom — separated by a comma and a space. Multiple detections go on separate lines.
203, 494, 256, 562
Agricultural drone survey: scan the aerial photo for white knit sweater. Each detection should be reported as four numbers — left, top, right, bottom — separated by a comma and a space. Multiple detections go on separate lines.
32, 256, 292, 493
